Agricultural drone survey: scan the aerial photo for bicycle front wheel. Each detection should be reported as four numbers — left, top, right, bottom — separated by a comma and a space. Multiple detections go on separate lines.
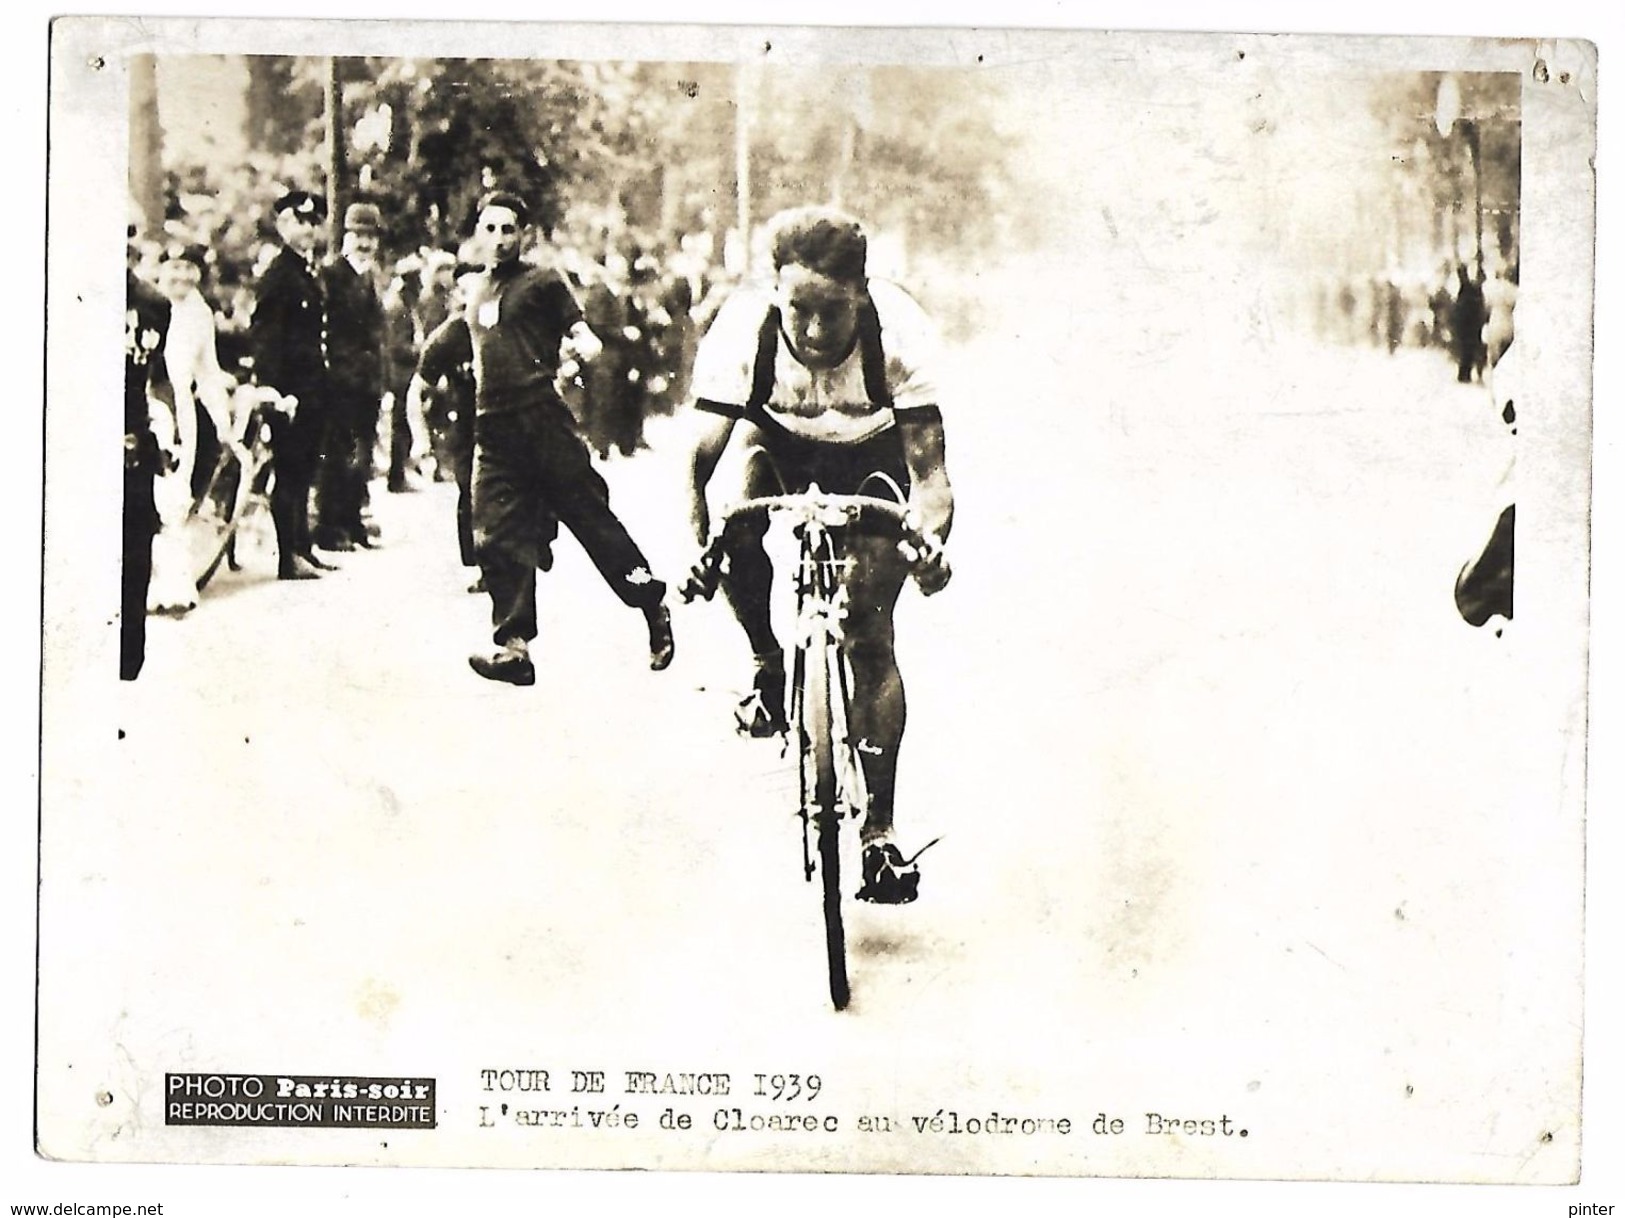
189, 446, 254, 591
804, 630, 850, 1011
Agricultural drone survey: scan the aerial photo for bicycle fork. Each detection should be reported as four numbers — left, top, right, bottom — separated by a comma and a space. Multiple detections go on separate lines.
792, 523, 868, 883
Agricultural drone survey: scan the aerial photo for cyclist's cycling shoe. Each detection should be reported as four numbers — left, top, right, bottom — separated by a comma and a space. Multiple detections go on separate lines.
855, 842, 920, 905
734, 690, 787, 737
734, 667, 788, 737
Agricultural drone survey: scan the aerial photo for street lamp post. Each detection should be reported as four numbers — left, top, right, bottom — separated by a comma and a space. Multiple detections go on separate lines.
324, 56, 346, 253
1434, 74, 1484, 279
1464, 119, 1484, 277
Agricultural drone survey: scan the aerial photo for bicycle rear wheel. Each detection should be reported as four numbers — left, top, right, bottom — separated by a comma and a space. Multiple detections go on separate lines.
804, 630, 850, 1011
189, 431, 271, 591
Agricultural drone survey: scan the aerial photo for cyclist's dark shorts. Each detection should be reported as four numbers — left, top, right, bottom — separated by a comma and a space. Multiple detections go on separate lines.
748, 414, 910, 499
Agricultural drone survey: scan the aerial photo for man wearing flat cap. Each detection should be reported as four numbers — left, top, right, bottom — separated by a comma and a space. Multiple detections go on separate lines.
316, 201, 388, 551
251, 189, 332, 580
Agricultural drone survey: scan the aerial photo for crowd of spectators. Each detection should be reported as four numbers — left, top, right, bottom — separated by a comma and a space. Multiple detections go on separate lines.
121, 187, 722, 671
1310, 255, 1518, 383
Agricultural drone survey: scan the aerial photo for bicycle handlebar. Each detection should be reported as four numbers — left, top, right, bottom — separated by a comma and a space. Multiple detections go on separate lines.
682, 490, 947, 603
722, 490, 914, 528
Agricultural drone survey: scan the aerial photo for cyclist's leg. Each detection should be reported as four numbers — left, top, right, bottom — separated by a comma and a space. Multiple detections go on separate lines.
841, 535, 910, 844
721, 428, 786, 660
721, 427, 791, 730
815, 427, 913, 843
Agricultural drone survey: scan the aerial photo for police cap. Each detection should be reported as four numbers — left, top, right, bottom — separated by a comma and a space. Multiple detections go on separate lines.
273, 190, 328, 220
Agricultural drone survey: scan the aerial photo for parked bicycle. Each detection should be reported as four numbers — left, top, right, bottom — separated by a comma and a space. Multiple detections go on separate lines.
187, 384, 289, 590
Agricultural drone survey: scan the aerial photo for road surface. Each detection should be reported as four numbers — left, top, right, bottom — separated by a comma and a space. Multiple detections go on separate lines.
70, 329, 1559, 1175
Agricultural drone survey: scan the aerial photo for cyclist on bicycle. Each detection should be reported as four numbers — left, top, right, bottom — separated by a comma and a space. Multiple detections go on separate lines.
686, 206, 953, 903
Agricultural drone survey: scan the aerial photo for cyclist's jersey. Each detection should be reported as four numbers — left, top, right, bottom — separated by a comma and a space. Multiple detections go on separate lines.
691, 278, 943, 445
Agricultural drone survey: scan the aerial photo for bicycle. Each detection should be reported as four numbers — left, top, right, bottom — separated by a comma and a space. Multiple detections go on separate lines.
682, 485, 947, 1011
187, 385, 286, 591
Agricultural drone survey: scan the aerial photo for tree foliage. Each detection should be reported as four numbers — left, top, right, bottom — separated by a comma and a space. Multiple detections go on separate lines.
1367, 72, 1521, 269
335, 59, 657, 248
155, 55, 1024, 292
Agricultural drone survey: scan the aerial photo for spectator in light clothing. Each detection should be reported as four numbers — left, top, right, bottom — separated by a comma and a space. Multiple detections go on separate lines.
147, 244, 240, 615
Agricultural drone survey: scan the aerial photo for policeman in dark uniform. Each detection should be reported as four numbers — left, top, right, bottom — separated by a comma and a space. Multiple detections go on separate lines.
123, 248, 171, 679
316, 202, 387, 551
462, 191, 673, 685
251, 190, 332, 580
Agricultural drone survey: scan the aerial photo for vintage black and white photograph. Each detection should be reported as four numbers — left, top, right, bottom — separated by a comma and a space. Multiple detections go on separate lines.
31, 10, 1600, 1202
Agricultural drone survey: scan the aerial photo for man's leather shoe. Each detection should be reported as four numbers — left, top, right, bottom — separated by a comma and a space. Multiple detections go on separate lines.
469, 645, 535, 686
278, 555, 323, 580
645, 602, 675, 671
302, 549, 340, 571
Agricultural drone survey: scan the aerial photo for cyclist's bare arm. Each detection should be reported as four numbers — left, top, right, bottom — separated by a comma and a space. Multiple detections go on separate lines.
897, 406, 953, 542
688, 403, 738, 543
